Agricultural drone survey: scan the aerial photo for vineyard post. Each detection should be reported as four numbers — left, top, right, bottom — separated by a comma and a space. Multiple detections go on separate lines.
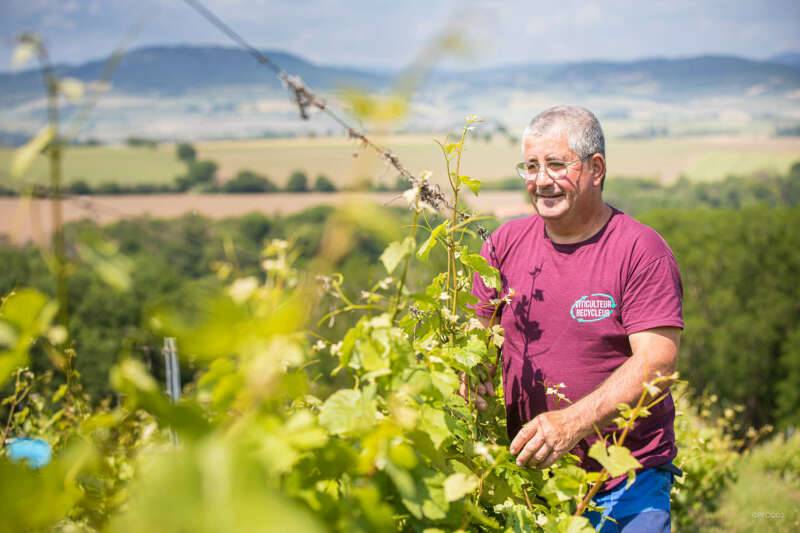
45, 64, 67, 329
162, 337, 181, 445
14, 34, 70, 328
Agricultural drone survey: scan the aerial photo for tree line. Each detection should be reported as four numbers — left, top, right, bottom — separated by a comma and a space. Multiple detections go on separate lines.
482, 162, 800, 215
0, 142, 413, 197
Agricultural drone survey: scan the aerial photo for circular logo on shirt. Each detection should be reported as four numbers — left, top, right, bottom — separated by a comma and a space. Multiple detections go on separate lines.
570, 293, 617, 323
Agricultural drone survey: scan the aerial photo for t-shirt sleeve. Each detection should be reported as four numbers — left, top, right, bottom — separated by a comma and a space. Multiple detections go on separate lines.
621, 255, 684, 334
470, 236, 500, 318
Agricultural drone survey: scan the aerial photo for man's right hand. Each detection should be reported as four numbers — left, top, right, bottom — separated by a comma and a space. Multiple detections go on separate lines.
459, 363, 496, 412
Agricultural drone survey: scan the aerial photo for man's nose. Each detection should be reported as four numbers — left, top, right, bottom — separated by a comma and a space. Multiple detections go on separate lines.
534, 167, 552, 188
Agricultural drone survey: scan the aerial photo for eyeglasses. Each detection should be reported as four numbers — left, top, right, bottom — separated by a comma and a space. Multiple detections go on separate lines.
515, 157, 586, 181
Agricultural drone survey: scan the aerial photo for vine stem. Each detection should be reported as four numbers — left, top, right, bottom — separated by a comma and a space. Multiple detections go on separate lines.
317, 304, 384, 327
574, 387, 649, 516
449, 125, 469, 322
391, 203, 420, 321
1, 370, 32, 447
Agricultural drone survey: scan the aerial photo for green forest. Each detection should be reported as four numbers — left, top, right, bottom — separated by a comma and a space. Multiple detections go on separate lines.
2, 196, 799, 432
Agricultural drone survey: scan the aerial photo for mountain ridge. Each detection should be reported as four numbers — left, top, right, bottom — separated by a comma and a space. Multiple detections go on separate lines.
2, 44, 799, 106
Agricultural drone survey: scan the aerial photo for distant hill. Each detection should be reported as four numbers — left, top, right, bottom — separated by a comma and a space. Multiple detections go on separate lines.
0, 46, 387, 107
3, 45, 800, 107
442, 54, 800, 100
768, 52, 800, 68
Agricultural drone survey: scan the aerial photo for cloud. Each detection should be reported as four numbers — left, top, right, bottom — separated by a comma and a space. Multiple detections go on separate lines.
1, 0, 798, 70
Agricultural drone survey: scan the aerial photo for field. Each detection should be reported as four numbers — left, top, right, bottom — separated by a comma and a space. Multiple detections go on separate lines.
2, 135, 799, 191
0, 191, 529, 244
197, 135, 800, 186
0, 144, 185, 186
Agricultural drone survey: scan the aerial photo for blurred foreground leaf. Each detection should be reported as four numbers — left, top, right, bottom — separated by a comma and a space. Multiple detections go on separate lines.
11, 35, 40, 69
58, 77, 85, 102
111, 359, 211, 440
340, 89, 409, 124
0, 441, 97, 532
75, 236, 133, 292
109, 441, 324, 533
0, 289, 57, 386
11, 126, 55, 179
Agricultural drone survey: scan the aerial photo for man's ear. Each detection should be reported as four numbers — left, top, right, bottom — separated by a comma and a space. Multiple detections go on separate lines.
590, 153, 606, 188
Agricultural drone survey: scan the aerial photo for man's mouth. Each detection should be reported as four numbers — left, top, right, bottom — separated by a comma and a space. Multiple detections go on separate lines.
536, 192, 564, 199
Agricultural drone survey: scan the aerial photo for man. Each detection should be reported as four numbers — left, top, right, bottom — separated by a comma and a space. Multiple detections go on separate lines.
468, 105, 683, 532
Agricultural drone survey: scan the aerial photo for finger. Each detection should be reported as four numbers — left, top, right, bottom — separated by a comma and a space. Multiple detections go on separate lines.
476, 395, 488, 412
487, 363, 497, 376
458, 373, 468, 401
484, 378, 495, 397
516, 434, 546, 467
538, 447, 562, 469
476, 383, 486, 396
510, 419, 538, 455
529, 442, 551, 467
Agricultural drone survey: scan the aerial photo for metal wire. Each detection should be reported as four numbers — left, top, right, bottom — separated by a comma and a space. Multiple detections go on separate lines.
180, 0, 453, 211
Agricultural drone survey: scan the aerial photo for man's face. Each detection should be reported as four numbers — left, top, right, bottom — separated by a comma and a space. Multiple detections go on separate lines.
522, 132, 592, 221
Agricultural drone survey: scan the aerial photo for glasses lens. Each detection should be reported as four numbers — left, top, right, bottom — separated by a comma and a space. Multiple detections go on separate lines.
517, 160, 577, 180
546, 161, 568, 179
516, 162, 530, 180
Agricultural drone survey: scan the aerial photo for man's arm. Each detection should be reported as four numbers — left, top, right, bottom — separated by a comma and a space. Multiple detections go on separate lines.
510, 326, 681, 468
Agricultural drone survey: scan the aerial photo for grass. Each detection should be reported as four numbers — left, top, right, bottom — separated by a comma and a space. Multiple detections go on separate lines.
1, 135, 798, 191
197, 135, 800, 188
607, 137, 800, 182
0, 144, 185, 188
711, 436, 800, 532
194, 134, 520, 189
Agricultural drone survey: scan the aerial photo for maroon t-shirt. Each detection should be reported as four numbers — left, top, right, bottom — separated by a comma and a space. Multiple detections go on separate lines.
471, 206, 684, 491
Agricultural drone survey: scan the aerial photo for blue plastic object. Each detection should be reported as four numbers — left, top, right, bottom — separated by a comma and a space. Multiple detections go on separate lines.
6, 438, 52, 468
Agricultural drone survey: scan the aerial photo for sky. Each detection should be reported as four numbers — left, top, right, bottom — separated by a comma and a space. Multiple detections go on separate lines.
1, 0, 799, 71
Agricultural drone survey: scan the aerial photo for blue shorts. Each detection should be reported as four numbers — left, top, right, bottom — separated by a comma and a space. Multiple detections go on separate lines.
585, 464, 680, 532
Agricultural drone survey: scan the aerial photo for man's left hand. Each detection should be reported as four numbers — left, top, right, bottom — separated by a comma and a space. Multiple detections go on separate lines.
509, 409, 585, 468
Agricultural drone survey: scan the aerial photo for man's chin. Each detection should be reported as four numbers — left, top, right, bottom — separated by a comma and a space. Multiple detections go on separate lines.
532, 195, 569, 218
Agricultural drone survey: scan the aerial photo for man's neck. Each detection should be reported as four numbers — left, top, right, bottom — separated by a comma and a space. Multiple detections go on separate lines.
544, 203, 612, 245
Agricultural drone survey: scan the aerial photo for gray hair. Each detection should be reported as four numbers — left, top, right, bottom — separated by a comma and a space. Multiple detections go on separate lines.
521, 105, 605, 160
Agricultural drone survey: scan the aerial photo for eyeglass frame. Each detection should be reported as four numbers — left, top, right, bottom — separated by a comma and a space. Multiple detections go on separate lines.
515, 155, 591, 182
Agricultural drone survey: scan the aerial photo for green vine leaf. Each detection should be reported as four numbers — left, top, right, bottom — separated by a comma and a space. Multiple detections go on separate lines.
458, 175, 481, 195
459, 253, 500, 290
380, 237, 416, 274
419, 404, 451, 449
318, 389, 376, 436
588, 442, 642, 477
443, 142, 460, 156
544, 515, 596, 533
452, 334, 487, 370
417, 221, 449, 261
443, 472, 479, 501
